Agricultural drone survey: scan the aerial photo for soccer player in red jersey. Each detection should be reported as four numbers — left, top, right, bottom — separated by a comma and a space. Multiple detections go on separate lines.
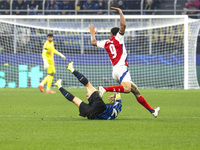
89, 7, 160, 118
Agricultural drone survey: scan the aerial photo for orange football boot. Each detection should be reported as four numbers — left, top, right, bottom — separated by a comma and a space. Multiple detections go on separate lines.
46, 90, 56, 93
38, 84, 44, 93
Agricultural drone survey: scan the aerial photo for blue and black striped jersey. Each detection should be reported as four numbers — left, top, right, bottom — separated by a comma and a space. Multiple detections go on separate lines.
94, 99, 122, 120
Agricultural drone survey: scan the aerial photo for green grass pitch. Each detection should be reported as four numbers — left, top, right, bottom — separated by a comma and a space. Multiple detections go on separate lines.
0, 88, 200, 150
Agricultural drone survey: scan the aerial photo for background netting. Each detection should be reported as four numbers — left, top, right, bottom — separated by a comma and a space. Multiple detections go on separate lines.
0, 16, 199, 89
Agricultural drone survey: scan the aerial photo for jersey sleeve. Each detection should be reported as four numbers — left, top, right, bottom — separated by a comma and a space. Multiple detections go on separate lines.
49, 42, 58, 54
115, 32, 124, 44
42, 50, 47, 60
54, 49, 59, 54
42, 42, 48, 59
43, 41, 48, 50
97, 40, 107, 48
53, 45, 59, 54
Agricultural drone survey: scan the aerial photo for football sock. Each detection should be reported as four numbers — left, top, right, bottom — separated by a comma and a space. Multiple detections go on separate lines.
137, 95, 154, 113
42, 75, 49, 85
59, 87, 75, 102
104, 85, 124, 92
47, 75, 53, 89
72, 70, 88, 86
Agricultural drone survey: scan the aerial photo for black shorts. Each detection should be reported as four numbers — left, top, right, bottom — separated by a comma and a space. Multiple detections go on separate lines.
79, 91, 106, 119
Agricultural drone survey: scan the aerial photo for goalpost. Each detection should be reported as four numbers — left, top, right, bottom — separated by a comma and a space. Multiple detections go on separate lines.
0, 15, 199, 89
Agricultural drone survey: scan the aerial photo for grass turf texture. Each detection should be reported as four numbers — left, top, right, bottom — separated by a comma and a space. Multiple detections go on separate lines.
0, 88, 199, 150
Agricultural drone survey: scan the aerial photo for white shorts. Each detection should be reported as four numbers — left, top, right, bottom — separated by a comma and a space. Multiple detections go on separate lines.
112, 65, 133, 84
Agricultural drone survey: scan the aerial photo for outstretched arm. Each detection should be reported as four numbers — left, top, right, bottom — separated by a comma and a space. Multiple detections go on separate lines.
54, 49, 66, 60
89, 24, 98, 46
108, 92, 121, 103
111, 7, 126, 34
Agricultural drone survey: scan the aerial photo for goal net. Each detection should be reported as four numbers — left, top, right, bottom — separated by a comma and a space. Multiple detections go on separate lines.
0, 15, 199, 89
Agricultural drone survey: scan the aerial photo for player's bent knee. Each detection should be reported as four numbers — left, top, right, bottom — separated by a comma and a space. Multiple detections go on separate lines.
124, 87, 131, 93
86, 82, 97, 97
121, 82, 131, 93
49, 73, 55, 77
85, 82, 96, 91
72, 97, 82, 108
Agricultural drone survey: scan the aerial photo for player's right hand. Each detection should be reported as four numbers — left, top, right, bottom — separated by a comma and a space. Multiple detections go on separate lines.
43, 59, 49, 69
44, 63, 49, 69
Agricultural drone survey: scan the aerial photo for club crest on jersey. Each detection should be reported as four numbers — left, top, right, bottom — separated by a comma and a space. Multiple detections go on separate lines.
106, 40, 113, 44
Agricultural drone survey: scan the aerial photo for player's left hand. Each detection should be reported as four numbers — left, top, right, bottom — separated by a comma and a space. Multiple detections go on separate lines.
62, 56, 66, 60
58, 52, 66, 60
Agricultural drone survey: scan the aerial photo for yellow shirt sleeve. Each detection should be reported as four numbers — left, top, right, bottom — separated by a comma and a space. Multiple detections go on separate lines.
42, 50, 47, 60
43, 41, 53, 58
42, 41, 48, 60
43, 41, 48, 50
42, 41, 53, 60
54, 49, 59, 54
51, 42, 59, 54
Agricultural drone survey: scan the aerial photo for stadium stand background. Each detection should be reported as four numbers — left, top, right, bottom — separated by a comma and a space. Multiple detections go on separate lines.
0, 0, 198, 16
1, 0, 200, 83
0, 0, 199, 52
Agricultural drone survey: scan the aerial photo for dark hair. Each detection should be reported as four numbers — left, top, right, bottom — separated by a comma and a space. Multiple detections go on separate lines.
47, 33, 53, 37
111, 27, 119, 36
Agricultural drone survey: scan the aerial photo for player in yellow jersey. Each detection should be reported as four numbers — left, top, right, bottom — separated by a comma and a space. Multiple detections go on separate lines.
38, 33, 66, 93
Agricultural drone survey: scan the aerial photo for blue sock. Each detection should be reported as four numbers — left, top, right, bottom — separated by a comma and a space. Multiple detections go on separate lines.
59, 87, 74, 102
73, 70, 88, 86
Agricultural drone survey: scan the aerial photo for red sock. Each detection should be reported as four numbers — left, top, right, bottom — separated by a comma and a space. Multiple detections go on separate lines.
104, 85, 124, 92
137, 95, 154, 113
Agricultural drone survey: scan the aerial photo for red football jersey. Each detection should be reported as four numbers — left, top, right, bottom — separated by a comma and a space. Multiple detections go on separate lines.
97, 32, 128, 66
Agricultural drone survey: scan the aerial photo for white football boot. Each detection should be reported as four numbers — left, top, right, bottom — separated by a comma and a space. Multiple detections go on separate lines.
67, 61, 74, 72
55, 79, 62, 89
152, 107, 160, 118
98, 86, 106, 98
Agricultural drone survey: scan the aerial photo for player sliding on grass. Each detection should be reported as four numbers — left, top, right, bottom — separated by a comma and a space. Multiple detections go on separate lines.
89, 7, 160, 118
38, 33, 66, 93
54, 61, 122, 120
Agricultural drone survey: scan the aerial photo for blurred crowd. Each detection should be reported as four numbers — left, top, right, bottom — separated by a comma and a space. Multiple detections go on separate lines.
0, 0, 194, 16
0, 0, 144, 15
183, 0, 200, 18
0, 0, 199, 16
0, 0, 199, 18
0, 0, 200, 54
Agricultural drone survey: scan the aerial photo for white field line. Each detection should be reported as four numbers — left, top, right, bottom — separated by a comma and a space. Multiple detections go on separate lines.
0, 115, 199, 119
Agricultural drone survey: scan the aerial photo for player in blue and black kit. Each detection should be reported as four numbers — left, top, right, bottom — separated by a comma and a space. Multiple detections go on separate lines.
54, 61, 122, 120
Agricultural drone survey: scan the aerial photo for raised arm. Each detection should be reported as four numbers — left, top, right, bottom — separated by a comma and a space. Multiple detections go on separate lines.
88, 24, 98, 46
111, 7, 126, 34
